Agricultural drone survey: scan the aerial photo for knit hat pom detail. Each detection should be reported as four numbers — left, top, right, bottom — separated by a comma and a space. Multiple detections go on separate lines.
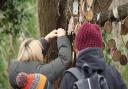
16, 72, 27, 88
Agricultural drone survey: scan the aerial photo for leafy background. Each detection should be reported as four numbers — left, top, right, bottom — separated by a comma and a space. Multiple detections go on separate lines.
0, 0, 128, 89
0, 0, 39, 89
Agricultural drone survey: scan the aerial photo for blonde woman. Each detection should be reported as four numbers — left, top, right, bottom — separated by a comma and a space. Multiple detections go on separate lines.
8, 28, 72, 89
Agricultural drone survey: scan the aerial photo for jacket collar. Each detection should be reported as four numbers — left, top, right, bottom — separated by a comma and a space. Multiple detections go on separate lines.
76, 48, 106, 71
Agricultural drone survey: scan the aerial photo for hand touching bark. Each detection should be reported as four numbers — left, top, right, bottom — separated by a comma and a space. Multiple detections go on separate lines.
45, 30, 58, 42
57, 28, 66, 37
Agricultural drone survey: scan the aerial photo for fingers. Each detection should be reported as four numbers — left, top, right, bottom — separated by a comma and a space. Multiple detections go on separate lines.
52, 30, 58, 37
58, 28, 65, 31
52, 29, 58, 34
57, 28, 66, 37
45, 28, 66, 41
45, 29, 57, 42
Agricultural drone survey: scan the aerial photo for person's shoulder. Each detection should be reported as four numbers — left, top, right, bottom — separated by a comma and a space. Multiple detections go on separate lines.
9, 60, 42, 64
9, 59, 17, 62
9, 59, 18, 66
60, 68, 78, 89
105, 64, 121, 78
8, 59, 19, 71
64, 68, 78, 81
106, 64, 118, 72
64, 71, 74, 78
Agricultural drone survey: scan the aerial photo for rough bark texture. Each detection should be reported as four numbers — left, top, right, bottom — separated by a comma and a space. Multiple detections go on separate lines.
38, 1, 68, 88
38, 0, 58, 36
38, 0, 59, 62
57, 0, 68, 29
38, 0, 68, 62
95, 3, 128, 26
94, 0, 113, 12
109, 0, 128, 9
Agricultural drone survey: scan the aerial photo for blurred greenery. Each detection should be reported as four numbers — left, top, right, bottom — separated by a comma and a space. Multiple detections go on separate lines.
0, 0, 127, 89
0, 0, 39, 89
102, 25, 128, 88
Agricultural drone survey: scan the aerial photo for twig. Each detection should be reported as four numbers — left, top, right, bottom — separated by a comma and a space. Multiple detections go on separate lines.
121, 35, 126, 47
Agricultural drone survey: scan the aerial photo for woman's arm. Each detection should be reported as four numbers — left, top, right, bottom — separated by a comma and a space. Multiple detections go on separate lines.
38, 29, 72, 81
40, 30, 58, 55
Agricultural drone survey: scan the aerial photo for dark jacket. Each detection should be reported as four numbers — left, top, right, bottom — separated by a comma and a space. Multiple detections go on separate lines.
60, 48, 127, 89
8, 36, 72, 89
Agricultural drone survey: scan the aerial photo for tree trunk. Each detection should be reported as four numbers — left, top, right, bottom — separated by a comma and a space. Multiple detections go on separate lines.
38, 0, 68, 62
109, 0, 128, 9
38, 0, 59, 61
38, 0, 68, 88
94, 0, 113, 12
38, 0, 58, 36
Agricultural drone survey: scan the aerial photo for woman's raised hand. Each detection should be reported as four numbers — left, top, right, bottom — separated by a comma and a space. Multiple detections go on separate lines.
57, 28, 66, 37
45, 28, 66, 42
45, 30, 58, 42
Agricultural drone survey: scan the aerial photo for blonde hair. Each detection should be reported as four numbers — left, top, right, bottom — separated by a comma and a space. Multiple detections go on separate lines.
17, 38, 44, 62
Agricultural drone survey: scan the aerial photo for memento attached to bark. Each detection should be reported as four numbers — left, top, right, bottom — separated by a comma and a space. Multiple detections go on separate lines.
112, 50, 121, 61
121, 16, 128, 35
120, 55, 127, 65
85, 0, 94, 21
86, 0, 93, 7
73, 0, 79, 15
93, 0, 112, 12
106, 39, 116, 49
74, 22, 81, 35
79, 0, 85, 23
68, 16, 74, 35
85, 9, 94, 21
126, 41, 128, 49
104, 21, 112, 34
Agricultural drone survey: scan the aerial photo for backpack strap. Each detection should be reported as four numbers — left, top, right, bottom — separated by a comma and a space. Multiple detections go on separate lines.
66, 68, 84, 80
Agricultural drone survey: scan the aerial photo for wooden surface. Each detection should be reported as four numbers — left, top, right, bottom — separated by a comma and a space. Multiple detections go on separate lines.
94, 3, 128, 26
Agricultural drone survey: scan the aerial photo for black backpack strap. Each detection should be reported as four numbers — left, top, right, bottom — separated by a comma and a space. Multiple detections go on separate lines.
66, 68, 84, 80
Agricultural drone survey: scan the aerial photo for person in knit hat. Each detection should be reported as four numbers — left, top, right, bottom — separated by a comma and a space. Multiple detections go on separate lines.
16, 72, 50, 89
60, 22, 127, 89
75, 22, 102, 50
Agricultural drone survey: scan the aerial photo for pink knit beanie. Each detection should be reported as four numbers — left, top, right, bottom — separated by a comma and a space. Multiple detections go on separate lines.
75, 22, 102, 51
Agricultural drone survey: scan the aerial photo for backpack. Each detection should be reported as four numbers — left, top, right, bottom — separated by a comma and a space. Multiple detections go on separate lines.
66, 63, 109, 89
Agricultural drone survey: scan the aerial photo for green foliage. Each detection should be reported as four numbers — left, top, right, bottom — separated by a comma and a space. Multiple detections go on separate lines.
0, 0, 38, 89
102, 26, 128, 87
1, 0, 24, 36
122, 65, 128, 87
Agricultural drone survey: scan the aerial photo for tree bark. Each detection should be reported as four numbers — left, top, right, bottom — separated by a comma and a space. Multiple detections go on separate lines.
94, 3, 128, 26
94, 0, 113, 12
38, 0, 58, 36
38, 0, 59, 61
38, 0, 68, 61
57, 0, 68, 29
38, 0, 68, 88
